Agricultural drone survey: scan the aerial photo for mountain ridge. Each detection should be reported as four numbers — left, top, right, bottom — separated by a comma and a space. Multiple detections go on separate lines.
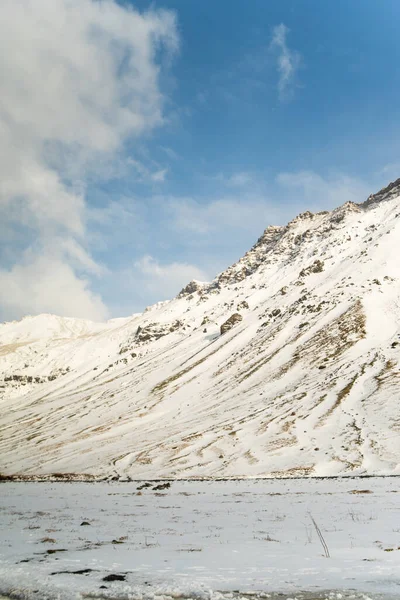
1, 178, 400, 480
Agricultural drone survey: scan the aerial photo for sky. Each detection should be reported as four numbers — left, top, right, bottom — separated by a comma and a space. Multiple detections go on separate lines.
1, 0, 400, 322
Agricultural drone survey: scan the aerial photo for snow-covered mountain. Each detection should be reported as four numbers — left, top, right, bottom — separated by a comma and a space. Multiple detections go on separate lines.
1, 178, 400, 480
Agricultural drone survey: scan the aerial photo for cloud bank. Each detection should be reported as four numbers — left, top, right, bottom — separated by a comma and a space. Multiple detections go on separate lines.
0, 0, 178, 321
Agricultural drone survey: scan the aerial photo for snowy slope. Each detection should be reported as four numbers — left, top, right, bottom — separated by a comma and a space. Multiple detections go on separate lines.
1, 179, 400, 479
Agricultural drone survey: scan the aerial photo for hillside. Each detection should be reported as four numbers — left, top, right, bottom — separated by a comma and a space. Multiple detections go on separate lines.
1, 179, 400, 479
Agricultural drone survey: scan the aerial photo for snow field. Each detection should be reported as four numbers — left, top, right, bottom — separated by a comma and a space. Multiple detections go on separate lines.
0, 478, 400, 599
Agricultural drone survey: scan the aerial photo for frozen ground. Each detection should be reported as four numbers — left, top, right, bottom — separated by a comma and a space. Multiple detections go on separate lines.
0, 478, 400, 600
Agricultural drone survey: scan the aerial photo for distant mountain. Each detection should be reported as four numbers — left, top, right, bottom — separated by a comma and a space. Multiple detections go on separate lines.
1, 178, 400, 480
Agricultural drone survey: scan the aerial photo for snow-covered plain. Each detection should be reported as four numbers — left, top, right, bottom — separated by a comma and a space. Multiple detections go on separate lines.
1, 478, 400, 599
1, 179, 400, 478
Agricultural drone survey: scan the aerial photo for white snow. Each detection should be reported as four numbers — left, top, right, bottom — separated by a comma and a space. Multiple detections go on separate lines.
0, 478, 400, 599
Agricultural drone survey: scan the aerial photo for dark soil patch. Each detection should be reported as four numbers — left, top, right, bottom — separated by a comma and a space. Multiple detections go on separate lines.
153, 482, 171, 491
102, 573, 126, 582
137, 482, 152, 490
51, 568, 93, 575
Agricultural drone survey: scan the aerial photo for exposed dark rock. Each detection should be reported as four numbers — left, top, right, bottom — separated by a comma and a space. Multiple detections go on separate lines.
237, 300, 249, 310
299, 259, 324, 277
3, 371, 68, 386
169, 320, 183, 332
135, 320, 183, 343
153, 482, 171, 491
51, 568, 93, 575
329, 202, 361, 224
362, 178, 400, 209
103, 573, 126, 582
220, 313, 243, 335
177, 280, 204, 298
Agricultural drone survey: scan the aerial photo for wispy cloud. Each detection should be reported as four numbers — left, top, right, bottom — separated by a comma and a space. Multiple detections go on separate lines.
109, 256, 209, 314
166, 197, 281, 236
135, 255, 209, 292
379, 163, 400, 181
270, 24, 301, 100
218, 172, 254, 188
277, 170, 371, 209
151, 169, 169, 183
126, 159, 169, 185
160, 146, 180, 161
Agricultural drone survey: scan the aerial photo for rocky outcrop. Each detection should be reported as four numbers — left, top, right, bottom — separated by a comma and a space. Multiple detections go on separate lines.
213, 226, 285, 287
299, 259, 324, 278
177, 280, 204, 298
220, 313, 243, 335
136, 320, 183, 343
2, 368, 70, 387
362, 178, 400, 209
330, 202, 361, 224
237, 300, 249, 311
118, 320, 185, 354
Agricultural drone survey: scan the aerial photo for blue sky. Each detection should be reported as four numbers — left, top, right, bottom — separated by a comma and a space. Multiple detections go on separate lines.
1, 0, 400, 320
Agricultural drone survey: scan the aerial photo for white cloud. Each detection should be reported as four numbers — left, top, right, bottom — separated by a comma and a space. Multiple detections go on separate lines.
59, 238, 107, 277
277, 170, 371, 209
270, 24, 301, 100
0, 254, 107, 321
0, 0, 178, 321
